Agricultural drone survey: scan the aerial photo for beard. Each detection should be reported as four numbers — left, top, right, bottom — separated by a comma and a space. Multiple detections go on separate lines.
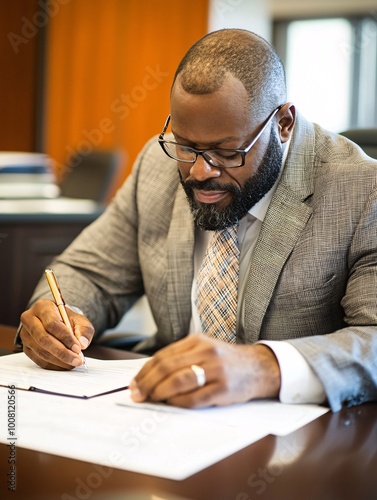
179, 130, 284, 231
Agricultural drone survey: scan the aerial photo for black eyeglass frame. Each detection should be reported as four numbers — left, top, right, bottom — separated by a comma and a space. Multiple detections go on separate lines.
158, 105, 283, 168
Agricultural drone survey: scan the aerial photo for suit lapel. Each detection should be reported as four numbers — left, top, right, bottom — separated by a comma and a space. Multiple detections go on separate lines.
167, 184, 195, 340
243, 183, 313, 343
243, 114, 317, 343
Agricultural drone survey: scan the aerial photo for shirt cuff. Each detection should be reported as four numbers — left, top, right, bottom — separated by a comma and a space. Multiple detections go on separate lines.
66, 305, 85, 315
259, 340, 326, 404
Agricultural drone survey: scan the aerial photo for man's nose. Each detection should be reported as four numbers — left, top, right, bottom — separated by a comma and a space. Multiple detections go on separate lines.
189, 154, 221, 182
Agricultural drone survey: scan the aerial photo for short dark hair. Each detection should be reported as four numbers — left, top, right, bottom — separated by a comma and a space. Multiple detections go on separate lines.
172, 29, 286, 117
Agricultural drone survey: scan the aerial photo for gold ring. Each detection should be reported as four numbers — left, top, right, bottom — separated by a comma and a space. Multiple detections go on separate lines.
190, 364, 206, 387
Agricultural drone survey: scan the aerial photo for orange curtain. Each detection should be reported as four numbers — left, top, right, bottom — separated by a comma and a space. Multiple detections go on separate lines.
44, 0, 209, 197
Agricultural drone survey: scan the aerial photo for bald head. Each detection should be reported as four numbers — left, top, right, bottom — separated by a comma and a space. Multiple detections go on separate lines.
172, 29, 286, 117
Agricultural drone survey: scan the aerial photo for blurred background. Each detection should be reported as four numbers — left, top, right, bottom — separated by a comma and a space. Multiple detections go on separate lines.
1, 0, 376, 329
2, 0, 377, 193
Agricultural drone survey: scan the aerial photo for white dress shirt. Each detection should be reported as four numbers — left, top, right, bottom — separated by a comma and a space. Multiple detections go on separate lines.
190, 142, 326, 405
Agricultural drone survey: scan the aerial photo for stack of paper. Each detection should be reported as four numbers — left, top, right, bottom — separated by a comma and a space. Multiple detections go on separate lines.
0, 352, 329, 480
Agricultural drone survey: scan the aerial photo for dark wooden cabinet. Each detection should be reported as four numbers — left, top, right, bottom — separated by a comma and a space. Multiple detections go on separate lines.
0, 201, 103, 326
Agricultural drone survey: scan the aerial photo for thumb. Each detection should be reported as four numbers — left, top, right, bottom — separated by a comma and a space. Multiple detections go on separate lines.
67, 307, 95, 350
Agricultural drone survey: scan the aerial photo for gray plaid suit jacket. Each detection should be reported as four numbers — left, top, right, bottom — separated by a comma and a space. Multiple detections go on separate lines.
27, 113, 377, 412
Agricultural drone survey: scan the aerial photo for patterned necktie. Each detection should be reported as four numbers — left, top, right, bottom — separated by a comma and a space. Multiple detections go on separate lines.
195, 224, 240, 343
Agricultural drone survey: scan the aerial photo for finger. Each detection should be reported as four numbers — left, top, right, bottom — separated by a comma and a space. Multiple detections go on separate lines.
23, 341, 77, 371
167, 382, 225, 408
134, 334, 210, 386
20, 318, 81, 370
132, 351, 206, 401
23, 300, 82, 352
131, 336, 219, 402
20, 307, 83, 368
135, 334, 204, 378
68, 312, 95, 350
135, 361, 227, 405
130, 365, 204, 404
131, 353, 219, 404
147, 366, 205, 402
37, 312, 82, 355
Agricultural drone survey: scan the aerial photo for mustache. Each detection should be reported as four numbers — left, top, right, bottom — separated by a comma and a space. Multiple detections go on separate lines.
183, 178, 240, 195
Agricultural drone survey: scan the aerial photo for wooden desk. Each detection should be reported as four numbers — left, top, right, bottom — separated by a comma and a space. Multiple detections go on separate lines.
1, 325, 377, 500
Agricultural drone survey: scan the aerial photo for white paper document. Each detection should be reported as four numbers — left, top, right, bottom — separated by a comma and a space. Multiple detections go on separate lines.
0, 352, 148, 398
0, 383, 328, 480
117, 390, 330, 436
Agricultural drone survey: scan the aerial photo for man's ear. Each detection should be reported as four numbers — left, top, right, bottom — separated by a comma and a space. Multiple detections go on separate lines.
277, 102, 296, 143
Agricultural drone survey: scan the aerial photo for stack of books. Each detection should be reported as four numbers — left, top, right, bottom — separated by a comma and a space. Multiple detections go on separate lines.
0, 152, 60, 199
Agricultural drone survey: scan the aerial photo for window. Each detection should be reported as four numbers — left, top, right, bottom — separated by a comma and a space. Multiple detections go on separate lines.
274, 15, 377, 132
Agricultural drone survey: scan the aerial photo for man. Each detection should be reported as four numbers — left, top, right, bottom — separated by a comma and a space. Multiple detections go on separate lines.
18, 29, 377, 412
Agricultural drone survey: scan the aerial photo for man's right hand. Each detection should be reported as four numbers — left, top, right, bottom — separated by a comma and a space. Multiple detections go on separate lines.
19, 299, 95, 370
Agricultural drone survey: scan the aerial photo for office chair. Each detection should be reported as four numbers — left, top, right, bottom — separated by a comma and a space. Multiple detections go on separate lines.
60, 149, 125, 203
339, 128, 377, 160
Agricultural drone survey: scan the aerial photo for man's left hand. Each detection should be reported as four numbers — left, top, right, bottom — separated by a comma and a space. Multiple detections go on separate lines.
129, 334, 281, 408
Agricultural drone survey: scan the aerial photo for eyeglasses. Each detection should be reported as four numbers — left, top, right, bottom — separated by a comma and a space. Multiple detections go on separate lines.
158, 105, 282, 169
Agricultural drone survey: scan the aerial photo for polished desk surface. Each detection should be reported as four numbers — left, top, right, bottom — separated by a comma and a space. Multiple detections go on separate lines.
1, 325, 377, 500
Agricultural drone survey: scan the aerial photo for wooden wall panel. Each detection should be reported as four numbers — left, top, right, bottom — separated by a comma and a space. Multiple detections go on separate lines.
0, 0, 41, 151
44, 0, 209, 195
